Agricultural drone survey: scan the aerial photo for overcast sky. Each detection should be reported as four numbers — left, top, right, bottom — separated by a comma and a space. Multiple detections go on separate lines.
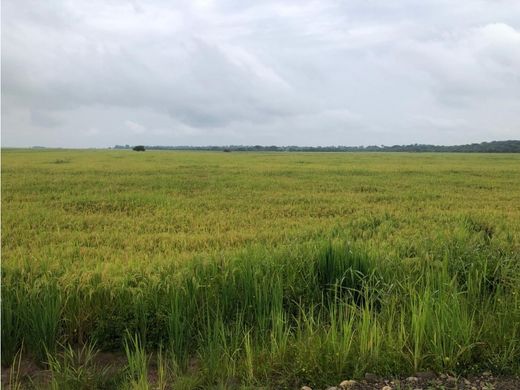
2, 0, 520, 147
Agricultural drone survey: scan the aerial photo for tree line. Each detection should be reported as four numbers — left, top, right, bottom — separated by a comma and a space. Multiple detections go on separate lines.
113, 140, 520, 153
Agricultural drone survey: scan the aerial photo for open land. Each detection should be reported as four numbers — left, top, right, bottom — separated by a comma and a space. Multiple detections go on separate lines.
2, 150, 520, 389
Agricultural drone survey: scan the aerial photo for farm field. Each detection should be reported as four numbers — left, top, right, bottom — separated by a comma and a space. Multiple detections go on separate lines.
2, 149, 520, 389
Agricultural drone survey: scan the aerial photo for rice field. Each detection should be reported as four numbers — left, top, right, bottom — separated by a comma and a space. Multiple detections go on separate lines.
2, 149, 520, 389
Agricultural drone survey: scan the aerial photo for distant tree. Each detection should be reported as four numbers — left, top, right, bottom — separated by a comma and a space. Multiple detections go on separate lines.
133, 145, 145, 151
223, 148, 231, 152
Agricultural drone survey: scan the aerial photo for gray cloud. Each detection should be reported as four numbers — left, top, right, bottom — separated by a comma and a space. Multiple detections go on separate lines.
2, 0, 520, 147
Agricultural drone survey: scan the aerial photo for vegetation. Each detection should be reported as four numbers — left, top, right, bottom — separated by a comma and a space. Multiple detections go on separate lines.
113, 139, 520, 153
2, 149, 520, 388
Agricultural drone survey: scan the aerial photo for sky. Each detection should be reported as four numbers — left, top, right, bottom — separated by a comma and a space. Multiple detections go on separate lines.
2, 0, 520, 148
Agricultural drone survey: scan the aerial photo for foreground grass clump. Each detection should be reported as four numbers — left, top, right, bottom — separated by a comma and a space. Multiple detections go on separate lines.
2, 150, 520, 387
3, 240, 520, 388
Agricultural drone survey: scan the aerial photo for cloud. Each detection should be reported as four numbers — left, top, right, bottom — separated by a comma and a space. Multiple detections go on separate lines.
30, 110, 62, 128
125, 120, 146, 134
1, 0, 519, 147
399, 22, 520, 107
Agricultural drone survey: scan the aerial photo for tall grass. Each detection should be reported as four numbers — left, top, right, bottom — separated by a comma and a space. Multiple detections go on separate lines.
4, 239, 519, 388
123, 332, 150, 389
8, 346, 23, 390
47, 342, 107, 389
1, 285, 24, 366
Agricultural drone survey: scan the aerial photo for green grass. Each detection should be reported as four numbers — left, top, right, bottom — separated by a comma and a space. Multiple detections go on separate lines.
123, 332, 150, 389
46, 342, 109, 389
2, 149, 520, 388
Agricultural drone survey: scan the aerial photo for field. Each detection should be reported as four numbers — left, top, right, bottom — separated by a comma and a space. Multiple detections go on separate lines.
2, 149, 520, 389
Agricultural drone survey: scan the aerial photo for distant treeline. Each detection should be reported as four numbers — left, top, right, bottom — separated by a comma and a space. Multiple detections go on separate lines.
113, 140, 520, 153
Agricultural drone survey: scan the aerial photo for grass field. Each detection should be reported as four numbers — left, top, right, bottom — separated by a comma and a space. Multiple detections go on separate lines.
2, 149, 520, 389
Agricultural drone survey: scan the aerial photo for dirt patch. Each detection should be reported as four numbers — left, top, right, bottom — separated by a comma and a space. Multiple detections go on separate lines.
307, 372, 520, 390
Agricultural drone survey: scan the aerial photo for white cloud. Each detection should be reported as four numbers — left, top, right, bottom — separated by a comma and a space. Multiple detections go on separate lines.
1, 0, 519, 147
125, 120, 146, 134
